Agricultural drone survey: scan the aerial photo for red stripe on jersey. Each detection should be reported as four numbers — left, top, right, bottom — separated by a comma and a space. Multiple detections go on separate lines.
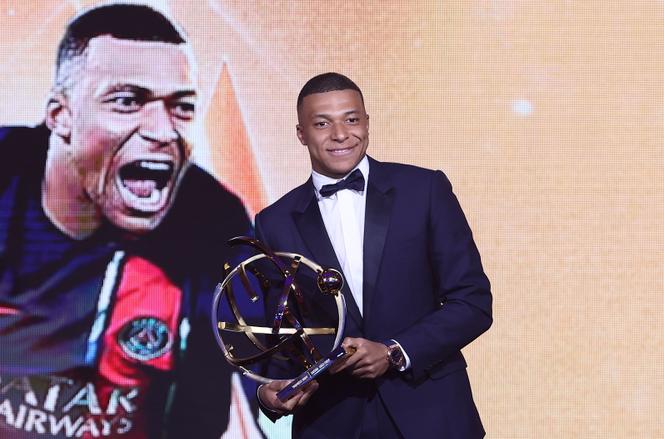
0, 305, 20, 315
90, 256, 182, 439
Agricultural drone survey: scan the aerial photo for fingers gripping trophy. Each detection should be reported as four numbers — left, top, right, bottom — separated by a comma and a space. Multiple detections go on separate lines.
211, 237, 352, 401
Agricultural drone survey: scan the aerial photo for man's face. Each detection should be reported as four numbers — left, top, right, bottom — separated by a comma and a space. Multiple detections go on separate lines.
297, 89, 369, 179
62, 36, 197, 234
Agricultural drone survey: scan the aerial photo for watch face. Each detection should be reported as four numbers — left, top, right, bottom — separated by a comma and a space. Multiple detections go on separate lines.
388, 345, 404, 367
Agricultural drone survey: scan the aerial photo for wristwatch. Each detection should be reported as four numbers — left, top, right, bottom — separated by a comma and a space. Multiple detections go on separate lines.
383, 340, 406, 370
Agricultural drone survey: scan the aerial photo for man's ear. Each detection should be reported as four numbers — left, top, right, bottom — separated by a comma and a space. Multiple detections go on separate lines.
45, 94, 72, 140
296, 124, 306, 146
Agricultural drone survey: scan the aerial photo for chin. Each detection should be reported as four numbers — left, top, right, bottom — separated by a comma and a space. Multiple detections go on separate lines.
100, 181, 175, 235
330, 158, 363, 176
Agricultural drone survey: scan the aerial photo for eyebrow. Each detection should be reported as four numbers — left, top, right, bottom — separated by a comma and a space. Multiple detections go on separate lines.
170, 90, 198, 99
312, 110, 361, 119
101, 83, 197, 99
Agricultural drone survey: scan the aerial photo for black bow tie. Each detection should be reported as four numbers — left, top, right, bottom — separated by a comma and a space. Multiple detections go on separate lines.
319, 169, 365, 197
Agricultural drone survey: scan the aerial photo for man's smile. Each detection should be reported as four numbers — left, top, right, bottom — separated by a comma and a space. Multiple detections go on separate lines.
327, 144, 358, 156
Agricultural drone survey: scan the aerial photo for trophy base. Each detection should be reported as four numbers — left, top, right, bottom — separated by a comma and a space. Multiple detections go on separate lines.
276, 346, 348, 402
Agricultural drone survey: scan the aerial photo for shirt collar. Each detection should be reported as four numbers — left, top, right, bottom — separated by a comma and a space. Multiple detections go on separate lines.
311, 156, 370, 200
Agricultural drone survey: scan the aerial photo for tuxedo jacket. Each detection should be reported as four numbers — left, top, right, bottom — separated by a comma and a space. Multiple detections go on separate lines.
254, 156, 492, 439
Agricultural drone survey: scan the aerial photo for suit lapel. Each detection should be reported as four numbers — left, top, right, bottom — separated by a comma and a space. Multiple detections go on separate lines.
362, 158, 395, 324
293, 181, 364, 329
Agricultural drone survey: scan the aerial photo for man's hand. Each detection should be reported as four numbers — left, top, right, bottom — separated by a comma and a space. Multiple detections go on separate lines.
330, 337, 390, 379
258, 379, 319, 414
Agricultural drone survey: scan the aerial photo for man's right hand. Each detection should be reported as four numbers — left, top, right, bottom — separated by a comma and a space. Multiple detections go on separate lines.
258, 379, 319, 414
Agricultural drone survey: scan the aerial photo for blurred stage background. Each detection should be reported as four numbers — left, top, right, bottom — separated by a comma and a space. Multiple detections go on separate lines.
1, 1, 662, 437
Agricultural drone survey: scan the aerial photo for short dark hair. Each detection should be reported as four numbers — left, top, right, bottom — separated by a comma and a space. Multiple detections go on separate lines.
296, 72, 364, 109
54, 3, 187, 91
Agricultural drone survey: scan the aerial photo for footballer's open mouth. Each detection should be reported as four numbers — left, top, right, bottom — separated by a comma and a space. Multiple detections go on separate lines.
116, 159, 176, 213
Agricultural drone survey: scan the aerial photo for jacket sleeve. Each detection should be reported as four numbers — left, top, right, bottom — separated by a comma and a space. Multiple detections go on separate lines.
394, 171, 493, 382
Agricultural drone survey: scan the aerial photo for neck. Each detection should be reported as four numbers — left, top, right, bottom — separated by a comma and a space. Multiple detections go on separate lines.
42, 136, 101, 240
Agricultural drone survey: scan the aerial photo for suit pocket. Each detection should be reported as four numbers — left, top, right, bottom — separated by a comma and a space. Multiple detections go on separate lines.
426, 354, 467, 380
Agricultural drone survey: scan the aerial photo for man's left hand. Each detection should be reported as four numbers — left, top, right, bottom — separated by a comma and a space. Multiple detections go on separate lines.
330, 337, 390, 379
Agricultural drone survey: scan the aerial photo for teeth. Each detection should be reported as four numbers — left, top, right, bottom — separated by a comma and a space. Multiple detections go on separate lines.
139, 161, 171, 171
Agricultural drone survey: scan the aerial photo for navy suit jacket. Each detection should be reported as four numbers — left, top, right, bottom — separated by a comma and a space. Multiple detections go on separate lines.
255, 157, 492, 438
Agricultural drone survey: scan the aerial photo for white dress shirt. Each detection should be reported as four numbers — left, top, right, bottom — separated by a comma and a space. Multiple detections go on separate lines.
311, 157, 369, 314
311, 156, 411, 370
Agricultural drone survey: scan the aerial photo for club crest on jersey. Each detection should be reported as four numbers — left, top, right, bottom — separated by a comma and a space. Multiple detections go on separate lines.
118, 317, 172, 361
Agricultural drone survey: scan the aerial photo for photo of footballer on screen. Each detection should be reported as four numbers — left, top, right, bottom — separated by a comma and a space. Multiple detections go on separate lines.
0, 4, 260, 438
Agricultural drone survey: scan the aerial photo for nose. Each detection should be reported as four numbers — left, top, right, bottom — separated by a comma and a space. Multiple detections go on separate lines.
331, 122, 348, 142
139, 100, 179, 145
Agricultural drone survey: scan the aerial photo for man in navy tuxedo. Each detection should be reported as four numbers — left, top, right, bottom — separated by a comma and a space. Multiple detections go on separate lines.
255, 72, 492, 438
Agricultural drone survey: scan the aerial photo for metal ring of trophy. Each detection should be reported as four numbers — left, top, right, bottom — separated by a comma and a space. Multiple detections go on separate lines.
211, 236, 347, 385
